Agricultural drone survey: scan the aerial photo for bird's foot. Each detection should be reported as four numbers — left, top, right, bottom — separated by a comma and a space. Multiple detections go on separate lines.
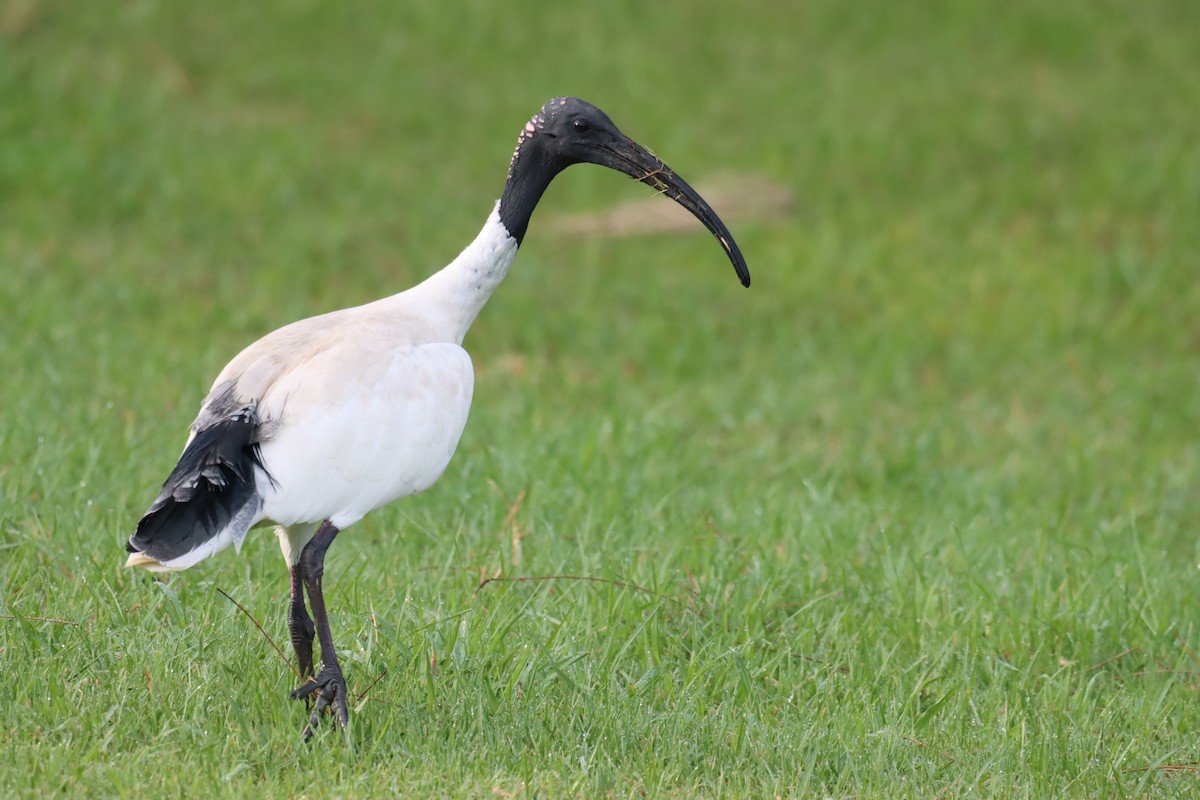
290, 664, 349, 741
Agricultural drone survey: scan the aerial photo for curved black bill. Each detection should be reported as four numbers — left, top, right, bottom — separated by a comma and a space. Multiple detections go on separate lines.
597, 136, 751, 287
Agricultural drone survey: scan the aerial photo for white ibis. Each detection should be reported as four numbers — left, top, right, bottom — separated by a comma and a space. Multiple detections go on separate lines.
125, 97, 750, 739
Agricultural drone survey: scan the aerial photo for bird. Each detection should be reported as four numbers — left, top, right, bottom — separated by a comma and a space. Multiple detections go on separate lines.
125, 96, 751, 739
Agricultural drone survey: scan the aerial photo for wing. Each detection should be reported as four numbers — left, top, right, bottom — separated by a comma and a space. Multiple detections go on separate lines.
125, 392, 268, 571
255, 340, 475, 529
127, 302, 473, 567
126, 310, 351, 571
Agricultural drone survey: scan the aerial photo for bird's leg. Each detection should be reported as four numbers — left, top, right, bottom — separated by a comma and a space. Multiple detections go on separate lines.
289, 520, 348, 740
286, 564, 316, 680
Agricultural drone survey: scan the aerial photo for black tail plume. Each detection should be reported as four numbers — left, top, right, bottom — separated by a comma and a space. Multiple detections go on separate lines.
128, 410, 270, 567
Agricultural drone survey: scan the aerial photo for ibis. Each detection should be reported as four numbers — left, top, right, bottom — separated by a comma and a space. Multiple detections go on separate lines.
125, 96, 750, 739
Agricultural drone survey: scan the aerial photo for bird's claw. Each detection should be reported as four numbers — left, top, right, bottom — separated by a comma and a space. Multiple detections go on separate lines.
290, 665, 348, 740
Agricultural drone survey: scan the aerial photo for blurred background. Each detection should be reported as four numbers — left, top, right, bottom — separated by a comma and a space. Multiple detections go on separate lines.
1, 0, 1199, 791
4, 0, 1196, 541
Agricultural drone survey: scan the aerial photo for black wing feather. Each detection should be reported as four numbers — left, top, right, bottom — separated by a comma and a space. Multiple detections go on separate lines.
127, 409, 270, 565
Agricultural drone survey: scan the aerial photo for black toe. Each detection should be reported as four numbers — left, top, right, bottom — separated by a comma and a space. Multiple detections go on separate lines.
291, 664, 349, 740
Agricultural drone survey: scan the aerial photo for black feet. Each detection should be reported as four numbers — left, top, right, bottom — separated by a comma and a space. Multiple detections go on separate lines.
289, 520, 347, 742
291, 663, 349, 740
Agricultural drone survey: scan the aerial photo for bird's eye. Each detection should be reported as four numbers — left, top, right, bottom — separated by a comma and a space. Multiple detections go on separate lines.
571, 118, 591, 133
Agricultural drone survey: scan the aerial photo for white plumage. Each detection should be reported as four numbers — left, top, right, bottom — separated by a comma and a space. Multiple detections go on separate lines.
125, 97, 749, 739
129, 206, 515, 572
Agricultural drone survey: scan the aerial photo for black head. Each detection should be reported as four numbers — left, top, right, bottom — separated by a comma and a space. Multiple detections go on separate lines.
506, 97, 622, 176
500, 97, 750, 287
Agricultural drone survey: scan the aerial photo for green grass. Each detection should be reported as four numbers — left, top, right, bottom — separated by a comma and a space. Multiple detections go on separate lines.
2, 0, 1199, 796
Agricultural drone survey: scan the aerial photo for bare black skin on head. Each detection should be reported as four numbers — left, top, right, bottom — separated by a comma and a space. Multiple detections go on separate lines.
499, 97, 751, 287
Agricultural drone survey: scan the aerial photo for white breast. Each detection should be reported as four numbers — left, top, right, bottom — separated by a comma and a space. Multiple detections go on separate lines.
256, 341, 475, 529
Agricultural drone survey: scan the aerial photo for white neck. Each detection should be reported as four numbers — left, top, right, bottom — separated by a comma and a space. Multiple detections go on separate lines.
400, 203, 519, 344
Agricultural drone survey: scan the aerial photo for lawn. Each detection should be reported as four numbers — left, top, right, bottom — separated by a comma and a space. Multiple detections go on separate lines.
2, 0, 1199, 796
